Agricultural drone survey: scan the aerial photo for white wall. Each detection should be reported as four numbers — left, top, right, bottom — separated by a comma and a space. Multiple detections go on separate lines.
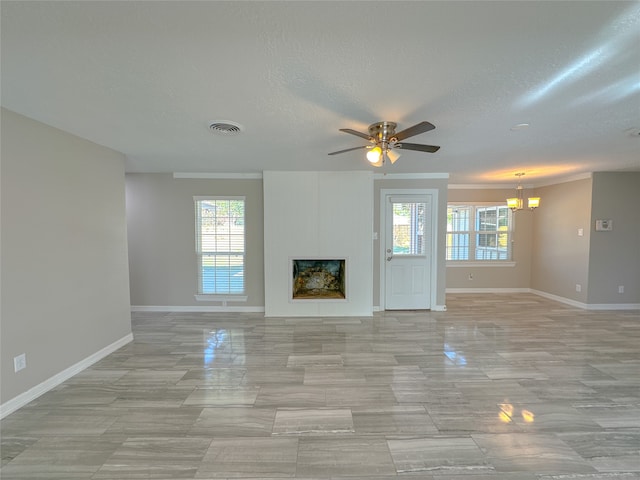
263, 171, 373, 316
1, 108, 132, 412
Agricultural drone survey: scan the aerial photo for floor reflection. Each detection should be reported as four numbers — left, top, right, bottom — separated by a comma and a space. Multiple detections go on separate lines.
204, 329, 227, 366
203, 328, 245, 366
443, 342, 467, 366
498, 402, 535, 424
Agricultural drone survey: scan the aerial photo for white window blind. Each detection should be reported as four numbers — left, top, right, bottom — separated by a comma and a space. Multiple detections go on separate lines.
195, 197, 245, 295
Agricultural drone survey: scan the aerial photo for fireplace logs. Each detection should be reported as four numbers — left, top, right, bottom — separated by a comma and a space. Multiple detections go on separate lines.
292, 259, 346, 299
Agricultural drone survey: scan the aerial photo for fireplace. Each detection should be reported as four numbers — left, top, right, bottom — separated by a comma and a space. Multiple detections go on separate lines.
291, 259, 346, 300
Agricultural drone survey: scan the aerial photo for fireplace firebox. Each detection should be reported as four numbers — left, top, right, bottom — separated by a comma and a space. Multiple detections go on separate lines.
291, 259, 346, 300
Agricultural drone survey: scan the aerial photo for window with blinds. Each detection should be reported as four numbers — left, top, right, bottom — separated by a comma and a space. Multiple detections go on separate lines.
447, 204, 512, 261
392, 201, 426, 255
195, 197, 245, 295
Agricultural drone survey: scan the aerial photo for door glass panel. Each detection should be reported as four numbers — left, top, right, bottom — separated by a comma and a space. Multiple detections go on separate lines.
392, 202, 426, 255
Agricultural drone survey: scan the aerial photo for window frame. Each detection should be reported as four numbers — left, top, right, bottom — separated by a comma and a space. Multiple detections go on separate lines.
446, 202, 515, 266
194, 195, 248, 301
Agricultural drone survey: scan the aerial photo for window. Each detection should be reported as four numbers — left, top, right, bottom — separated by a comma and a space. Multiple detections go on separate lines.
447, 204, 512, 261
392, 201, 426, 255
195, 197, 245, 295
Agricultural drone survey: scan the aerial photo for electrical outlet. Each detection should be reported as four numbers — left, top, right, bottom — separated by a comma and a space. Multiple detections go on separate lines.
618, 285, 624, 294
576, 284, 582, 292
14, 353, 26, 372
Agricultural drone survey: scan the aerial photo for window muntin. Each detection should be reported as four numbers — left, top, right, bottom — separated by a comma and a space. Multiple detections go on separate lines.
195, 197, 245, 294
447, 204, 512, 261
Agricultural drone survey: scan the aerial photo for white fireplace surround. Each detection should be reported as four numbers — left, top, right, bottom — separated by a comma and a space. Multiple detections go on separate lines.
263, 171, 373, 317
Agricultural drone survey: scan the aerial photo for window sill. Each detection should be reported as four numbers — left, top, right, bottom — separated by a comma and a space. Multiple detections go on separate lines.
447, 261, 515, 267
195, 295, 248, 302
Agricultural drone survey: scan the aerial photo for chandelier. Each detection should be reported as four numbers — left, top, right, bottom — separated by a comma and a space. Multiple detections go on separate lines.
506, 173, 540, 211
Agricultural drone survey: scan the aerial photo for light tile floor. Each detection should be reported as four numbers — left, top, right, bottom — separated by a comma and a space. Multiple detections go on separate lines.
2, 293, 639, 479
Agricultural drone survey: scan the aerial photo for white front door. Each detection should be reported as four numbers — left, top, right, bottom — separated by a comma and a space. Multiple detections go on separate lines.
384, 194, 432, 310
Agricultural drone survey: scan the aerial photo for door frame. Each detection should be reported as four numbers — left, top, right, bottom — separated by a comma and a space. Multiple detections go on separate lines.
379, 188, 440, 311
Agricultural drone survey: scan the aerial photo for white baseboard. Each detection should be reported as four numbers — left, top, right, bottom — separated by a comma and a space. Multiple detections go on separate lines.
529, 289, 587, 309
531, 289, 640, 310
446, 288, 531, 294
448, 288, 639, 311
0, 333, 133, 420
131, 305, 265, 313
132, 295, 637, 314
373, 304, 446, 312
584, 303, 640, 310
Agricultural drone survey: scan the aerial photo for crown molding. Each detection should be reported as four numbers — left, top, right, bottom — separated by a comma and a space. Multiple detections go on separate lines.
450, 172, 594, 189
533, 172, 592, 187
448, 184, 514, 190
373, 173, 449, 180
173, 172, 263, 179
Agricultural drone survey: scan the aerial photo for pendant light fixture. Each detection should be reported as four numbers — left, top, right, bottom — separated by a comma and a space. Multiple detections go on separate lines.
507, 173, 540, 211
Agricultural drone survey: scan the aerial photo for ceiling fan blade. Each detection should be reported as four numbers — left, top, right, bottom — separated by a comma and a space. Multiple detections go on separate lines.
392, 121, 436, 142
328, 145, 368, 155
395, 142, 440, 153
339, 128, 374, 141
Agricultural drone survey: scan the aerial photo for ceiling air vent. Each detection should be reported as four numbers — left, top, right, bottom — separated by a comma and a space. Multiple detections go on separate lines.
209, 121, 243, 136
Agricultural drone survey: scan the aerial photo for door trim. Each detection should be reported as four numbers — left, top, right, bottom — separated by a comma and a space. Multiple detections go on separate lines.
379, 188, 439, 311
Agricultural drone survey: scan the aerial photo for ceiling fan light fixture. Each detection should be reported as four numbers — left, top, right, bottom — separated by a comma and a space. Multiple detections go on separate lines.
366, 146, 382, 164
370, 157, 384, 167
386, 149, 401, 164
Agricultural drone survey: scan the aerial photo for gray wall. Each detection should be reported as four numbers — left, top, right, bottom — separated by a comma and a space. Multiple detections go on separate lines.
126, 174, 265, 308
1, 108, 132, 405
446, 187, 533, 289
531, 177, 593, 302
588, 172, 640, 304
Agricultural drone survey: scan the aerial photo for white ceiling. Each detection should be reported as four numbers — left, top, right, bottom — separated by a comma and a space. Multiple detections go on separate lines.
2, 1, 639, 185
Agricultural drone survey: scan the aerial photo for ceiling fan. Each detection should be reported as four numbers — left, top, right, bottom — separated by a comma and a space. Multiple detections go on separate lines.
328, 121, 440, 167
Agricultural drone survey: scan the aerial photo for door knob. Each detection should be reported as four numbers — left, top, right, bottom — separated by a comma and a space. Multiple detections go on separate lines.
386, 256, 393, 261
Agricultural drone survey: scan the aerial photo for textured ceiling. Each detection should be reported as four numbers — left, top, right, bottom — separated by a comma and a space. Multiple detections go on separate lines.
2, 1, 639, 185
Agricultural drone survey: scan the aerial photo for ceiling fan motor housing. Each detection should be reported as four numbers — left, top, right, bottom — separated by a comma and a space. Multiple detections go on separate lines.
368, 121, 397, 145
